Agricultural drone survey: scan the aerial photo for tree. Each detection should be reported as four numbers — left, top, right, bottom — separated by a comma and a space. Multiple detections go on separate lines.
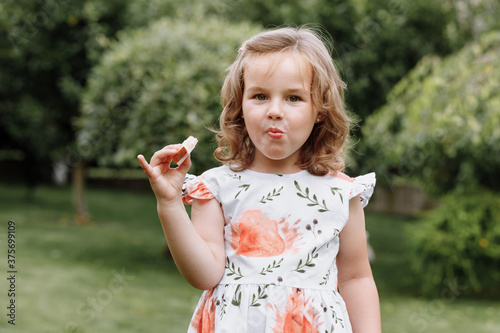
0, 0, 129, 187
78, 18, 262, 175
358, 31, 500, 195
0, 0, 140, 222
340, 0, 456, 120
358, 28, 500, 297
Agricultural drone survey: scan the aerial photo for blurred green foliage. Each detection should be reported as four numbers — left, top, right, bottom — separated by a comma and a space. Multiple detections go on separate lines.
345, 0, 500, 120
338, 0, 455, 120
0, 0, 134, 184
359, 31, 500, 195
78, 18, 261, 174
2, 0, 500, 175
407, 190, 500, 297
360, 30, 500, 298
123, 0, 492, 120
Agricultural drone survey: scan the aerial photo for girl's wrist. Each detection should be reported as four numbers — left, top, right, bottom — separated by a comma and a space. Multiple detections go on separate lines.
156, 196, 184, 211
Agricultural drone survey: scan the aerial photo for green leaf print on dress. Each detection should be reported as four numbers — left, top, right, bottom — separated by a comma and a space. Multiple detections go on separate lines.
295, 180, 331, 212
250, 285, 269, 307
329, 186, 344, 203
294, 246, 322, 273
225, 257, 244, 280
231, 285, 242, 307
295, 180, 346, 212
259, 258, 284, 275
259, 186, 284, 203
320, 269, 331, 286
235, 184, 250, 198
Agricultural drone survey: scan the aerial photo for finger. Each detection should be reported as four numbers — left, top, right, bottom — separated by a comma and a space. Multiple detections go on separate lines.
137, 154, 154, 178
150, 145, 182, 167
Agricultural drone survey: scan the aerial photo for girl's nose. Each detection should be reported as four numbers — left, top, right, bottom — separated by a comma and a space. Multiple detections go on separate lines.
266, 101, 284, 120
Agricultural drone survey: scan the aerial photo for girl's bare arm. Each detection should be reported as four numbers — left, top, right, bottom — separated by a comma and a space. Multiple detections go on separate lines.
156, 197, 225, 290
138, 147, 225, 290
337, 196, 381, 333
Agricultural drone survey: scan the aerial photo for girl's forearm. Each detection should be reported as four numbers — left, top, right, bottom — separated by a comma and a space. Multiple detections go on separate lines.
157, 199, 224, 290
339, 276, 381, 333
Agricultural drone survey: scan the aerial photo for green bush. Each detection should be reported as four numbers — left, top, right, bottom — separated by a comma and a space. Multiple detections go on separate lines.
78, 18, 261, 174
359, 31, 500, 195
407, 189, 500, 297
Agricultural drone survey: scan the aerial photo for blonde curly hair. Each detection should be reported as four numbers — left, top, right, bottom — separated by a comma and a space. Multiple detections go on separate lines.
214, 26, 352, 176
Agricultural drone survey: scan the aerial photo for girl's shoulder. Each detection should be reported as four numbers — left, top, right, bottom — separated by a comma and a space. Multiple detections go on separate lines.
182, 165, 235, 204
333, 171, 376, 208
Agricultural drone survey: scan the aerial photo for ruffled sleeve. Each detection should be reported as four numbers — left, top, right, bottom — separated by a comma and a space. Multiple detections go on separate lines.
181, 173, 215, 205
348, 172, 376, 208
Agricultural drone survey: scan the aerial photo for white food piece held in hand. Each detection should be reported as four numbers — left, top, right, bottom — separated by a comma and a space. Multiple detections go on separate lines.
172, 136, 198, 165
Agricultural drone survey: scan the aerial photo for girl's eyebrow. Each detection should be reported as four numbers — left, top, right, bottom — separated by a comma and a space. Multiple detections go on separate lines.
245, 86, 309, 95
286, 88, 309, 95
244, 86, 266, 95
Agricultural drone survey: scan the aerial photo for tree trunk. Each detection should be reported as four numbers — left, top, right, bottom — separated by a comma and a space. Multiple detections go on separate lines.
73, 161, 89, 225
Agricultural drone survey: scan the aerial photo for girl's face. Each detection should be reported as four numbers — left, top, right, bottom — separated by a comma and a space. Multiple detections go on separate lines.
242, 53, 319, 174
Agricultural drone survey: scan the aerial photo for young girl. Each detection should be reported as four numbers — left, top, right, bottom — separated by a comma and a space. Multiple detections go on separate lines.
138, 26, 381, 333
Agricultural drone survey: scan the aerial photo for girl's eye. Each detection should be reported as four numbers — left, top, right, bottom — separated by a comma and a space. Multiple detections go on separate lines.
288, 95, 301, 102
255, 94, 267, 101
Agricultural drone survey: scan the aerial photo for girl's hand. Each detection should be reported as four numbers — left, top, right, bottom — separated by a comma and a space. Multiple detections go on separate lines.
137, 145, 191, 204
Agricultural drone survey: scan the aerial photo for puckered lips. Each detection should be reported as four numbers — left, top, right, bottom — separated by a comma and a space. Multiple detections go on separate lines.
266, 127, 284, 139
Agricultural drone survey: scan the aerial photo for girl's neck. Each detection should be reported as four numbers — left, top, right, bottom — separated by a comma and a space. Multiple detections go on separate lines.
247, 160, 302, 175
247, 146, 304, 175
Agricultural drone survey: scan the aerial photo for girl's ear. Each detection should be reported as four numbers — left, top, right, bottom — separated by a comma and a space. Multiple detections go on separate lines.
316, 113, 325, 123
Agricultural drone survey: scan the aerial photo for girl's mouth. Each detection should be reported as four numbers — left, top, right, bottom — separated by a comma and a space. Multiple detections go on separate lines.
266, 127, 284, 139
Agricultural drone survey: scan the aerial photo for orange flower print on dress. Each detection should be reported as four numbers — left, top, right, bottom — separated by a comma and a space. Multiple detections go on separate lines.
190, 289, 216, 333
182, 176, 214, 205
269, 288, 323, 333
229, 210, 302, 257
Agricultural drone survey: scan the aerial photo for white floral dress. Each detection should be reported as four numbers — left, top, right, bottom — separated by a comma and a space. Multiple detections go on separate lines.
182, 166, 375, 333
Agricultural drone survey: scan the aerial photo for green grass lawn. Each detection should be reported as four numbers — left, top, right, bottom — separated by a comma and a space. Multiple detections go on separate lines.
0, 181, 498, 332
366, 213, 500, 333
